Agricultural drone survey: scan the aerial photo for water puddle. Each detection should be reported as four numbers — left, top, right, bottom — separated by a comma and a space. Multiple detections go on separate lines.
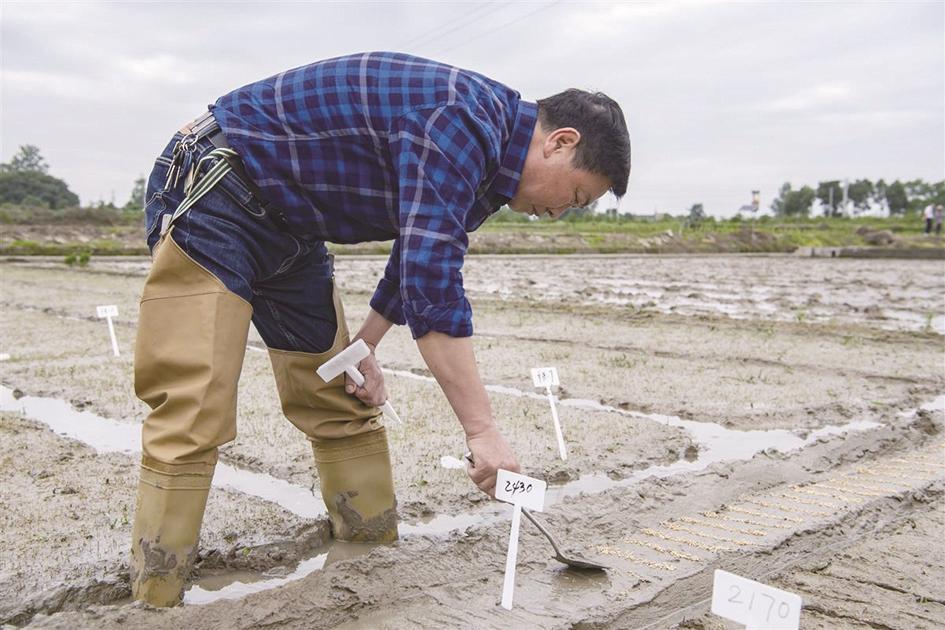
0, 386, 324, 520
386, 367, 886, 464
183, 509, 502, 603
548, 419, 885, 500
185, 553, 328, 604
0, 383, 505, 605
3, 382, 933, 608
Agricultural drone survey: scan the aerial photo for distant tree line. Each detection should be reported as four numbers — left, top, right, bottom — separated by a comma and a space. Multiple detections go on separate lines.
0, 145, 145, 212
771, 179, 944, 217
0, 145, 80, 209
3, 145, 943, 225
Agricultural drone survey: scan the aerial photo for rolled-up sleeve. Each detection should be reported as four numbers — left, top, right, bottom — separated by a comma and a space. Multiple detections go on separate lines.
370, 238, 406, 325
386, 105, 496, 339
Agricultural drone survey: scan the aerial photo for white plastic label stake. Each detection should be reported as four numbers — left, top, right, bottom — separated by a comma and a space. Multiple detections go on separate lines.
711, 569, 802, 630
495, 469, 546, 611
496, 469, 547, 511
531, 367, 559, 388
531, 367, 567, 460
96, 305, 120, 357
501, 499, 522, 611
96, 305, 118, 318
545, 386, 567, 460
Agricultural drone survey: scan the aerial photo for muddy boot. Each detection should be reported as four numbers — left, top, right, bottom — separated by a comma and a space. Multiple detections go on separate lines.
130, 230, 251, 607
130, 456, 213, 607
267, 281, 396, 542
312, 428, 399, 543
269, 347, 398, 543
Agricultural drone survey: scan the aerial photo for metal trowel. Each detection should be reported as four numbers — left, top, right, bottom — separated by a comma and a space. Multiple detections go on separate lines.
463, 452, 608, 571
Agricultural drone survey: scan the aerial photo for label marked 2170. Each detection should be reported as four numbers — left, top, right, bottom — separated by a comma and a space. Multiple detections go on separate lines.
711, 569, 801, 629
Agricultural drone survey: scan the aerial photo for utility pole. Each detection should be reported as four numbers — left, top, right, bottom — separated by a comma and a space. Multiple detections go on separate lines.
841, 178, 849, 217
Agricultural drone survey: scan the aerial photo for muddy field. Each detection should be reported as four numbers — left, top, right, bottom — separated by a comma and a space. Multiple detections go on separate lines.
1, 253, 943, 628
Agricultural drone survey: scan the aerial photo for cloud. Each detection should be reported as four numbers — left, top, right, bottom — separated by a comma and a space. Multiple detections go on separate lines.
1, 1, 942, 216
111, 54, 197, 85
758, 83, 854, 112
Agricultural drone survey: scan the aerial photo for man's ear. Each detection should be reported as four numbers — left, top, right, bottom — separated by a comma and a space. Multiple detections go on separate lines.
543, 127, 581, 157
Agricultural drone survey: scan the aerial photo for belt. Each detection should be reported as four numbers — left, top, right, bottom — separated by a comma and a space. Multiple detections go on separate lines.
172, 110, 273, 207
161, 111, 267, 236
177, 110, 229, 149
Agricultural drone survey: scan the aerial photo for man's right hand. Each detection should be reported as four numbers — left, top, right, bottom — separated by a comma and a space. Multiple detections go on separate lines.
465, 425, 520, 498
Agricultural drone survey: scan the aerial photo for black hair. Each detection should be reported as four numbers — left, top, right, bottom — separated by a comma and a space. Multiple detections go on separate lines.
536, 89, 631, 198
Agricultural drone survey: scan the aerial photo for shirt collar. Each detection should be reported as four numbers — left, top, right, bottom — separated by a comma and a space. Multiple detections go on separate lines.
489, 100, 537, 202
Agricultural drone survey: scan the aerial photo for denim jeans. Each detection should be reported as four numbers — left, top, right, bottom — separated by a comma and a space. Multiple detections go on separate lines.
144, 132, 338, 353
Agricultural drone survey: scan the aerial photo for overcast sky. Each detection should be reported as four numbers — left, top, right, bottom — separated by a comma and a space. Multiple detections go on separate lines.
2, 1, 942, 217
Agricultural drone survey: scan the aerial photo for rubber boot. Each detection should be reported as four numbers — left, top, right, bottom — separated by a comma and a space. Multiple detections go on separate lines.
312, 428, 399, 542
131, 229, 251, 606
130, 456, 213, 607
267, 281, 397, 542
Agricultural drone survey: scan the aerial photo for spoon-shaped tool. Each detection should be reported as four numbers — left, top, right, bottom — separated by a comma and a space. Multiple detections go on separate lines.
520, 507, 609, 570
463, 452, 608, 571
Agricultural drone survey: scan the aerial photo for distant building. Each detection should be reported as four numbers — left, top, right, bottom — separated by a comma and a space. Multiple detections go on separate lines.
736, 190, 761, 215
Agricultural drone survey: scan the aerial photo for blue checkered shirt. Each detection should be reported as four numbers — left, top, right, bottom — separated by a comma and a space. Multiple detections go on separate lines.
210, 52, 537, 339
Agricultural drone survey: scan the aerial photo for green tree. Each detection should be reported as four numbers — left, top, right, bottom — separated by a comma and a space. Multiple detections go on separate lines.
0, 170, 80, 209
771, 182, 816, 217
816, 181, 844, 216
885, 180, 908, 215
847, 179, 874, 213
898, 179, 945, 214
563, 199, 598, 221
873, 179, 888, 212
688, 202, 705, 224
125, 176, 146, 211
1, 144, 49, 174
931, 181, 945, 205
904, 179, 930, 201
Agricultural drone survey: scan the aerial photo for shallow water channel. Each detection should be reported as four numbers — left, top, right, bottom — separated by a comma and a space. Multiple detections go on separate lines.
0, 383, 920, 607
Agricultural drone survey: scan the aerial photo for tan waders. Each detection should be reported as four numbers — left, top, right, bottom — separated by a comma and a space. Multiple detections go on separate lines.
131, 231, 251, 606
131, 229, 397, 607
268, 286, 398, 543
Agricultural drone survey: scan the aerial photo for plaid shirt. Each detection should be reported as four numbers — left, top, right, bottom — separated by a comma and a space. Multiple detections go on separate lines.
210, 52, 537, 339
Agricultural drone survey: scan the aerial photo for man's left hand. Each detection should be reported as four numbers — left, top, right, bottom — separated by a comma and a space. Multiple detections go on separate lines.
345, 343, 388, 407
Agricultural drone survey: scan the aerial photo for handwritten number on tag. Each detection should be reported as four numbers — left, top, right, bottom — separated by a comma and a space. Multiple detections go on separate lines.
712, 569, 801, 629
504, 480, 533, 496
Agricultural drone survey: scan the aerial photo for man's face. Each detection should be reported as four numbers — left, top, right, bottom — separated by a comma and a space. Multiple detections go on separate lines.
508, 127, 612, 219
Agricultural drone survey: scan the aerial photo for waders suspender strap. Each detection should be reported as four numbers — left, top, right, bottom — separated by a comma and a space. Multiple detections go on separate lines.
160, 147, 240, 236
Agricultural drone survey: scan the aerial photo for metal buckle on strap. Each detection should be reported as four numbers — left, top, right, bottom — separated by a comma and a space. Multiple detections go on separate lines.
190, 111, 218, 138
177, 110, 218, 137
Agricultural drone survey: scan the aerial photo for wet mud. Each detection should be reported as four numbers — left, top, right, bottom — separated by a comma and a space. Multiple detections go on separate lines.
0, 411, 328, 626
2, 254, 943, 628
22, 402, 945, 629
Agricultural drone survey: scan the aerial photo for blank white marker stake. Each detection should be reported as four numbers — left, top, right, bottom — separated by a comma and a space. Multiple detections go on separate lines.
495, 469, 547, 611
531, 367, 566, 460
96, 305, 120, 357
